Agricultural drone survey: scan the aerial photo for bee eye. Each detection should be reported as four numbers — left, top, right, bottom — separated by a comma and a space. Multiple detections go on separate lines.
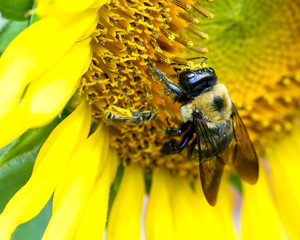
207, 68, 215, 73
212, 96, 224, 112
186, 72, 195, 78
180, 71, 195, 79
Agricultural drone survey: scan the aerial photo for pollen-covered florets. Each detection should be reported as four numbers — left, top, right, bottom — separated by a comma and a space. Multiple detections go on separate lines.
79, 0, 211, 177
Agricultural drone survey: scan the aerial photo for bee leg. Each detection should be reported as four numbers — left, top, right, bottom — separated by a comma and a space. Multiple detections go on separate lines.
166, 121, 191, 136
161, 126, 194, 155
149, 62, 188, 102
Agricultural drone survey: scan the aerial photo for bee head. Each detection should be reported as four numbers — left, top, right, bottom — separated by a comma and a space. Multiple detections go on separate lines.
177, 67, 217, 98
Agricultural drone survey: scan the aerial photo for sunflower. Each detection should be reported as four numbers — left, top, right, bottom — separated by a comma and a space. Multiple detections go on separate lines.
0, 0, 300, 239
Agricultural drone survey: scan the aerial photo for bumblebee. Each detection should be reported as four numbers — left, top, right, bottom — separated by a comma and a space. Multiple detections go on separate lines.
149, 61, 259, 206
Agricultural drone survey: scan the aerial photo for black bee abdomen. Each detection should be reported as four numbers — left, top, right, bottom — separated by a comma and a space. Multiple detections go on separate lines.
212, 96, 224, 112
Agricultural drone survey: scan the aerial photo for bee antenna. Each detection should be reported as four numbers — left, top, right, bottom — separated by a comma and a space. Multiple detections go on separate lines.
185, 57, 208, 66
186, 56, 206, 61
186, 57, 200, 60
201, 57, 208, 66
170, 63, 190, 67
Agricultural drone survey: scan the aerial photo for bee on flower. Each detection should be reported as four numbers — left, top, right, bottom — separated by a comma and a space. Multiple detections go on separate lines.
0, 0, 300, 240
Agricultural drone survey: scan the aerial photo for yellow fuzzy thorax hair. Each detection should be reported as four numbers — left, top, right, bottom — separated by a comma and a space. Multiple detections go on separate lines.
180, 83, 232, 129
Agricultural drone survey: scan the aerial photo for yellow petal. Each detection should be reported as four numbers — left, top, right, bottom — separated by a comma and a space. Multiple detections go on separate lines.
193, 178, 237, 240
0, 108, 29, 149
0, 101, 91, 240
267, 130, 300, 240
20, 37, 92, 127
74, 148, 119, 240
0, 8, 98, 119
107, 164, 145, 240
43, 123, 108, 240
145, 168, 176, 240
241, 166, 288, 240
170, 177, 200, 240
36, 0, 107, 16
33, 101, 90, 171
0, 39, 92, 149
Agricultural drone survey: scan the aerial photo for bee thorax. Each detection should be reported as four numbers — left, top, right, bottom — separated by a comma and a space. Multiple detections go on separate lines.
180, 84, 232, 127
180, 104, 194, 122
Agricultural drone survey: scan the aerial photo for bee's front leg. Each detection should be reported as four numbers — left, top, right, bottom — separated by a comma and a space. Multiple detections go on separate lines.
148, 62, 188, 102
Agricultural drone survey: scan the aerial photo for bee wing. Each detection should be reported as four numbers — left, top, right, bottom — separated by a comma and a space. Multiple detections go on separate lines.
194, 117, 225, 206
231, 104, 259, 184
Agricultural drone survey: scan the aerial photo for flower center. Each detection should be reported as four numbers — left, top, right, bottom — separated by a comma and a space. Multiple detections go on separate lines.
79, 0, 211, 178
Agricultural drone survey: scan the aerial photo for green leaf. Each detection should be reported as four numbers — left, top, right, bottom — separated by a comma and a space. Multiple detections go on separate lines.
11, 198, 52, 240
0, 110, 70, 207
0, 151, 37, 211
0, 19, 29, 55
0, 107, 71, 238
0, 117, 61, 167
0, 0, 34, 21
0, 148, 52, 240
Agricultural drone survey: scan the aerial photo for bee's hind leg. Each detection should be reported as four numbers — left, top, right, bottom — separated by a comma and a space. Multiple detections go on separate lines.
161, 126, 194, 155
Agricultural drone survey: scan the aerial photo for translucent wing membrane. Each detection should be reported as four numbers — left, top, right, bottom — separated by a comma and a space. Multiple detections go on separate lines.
199, 157, 224, 206
194, 118, 225, 206
193, 105, 258, 205
231, 104, 259, 184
